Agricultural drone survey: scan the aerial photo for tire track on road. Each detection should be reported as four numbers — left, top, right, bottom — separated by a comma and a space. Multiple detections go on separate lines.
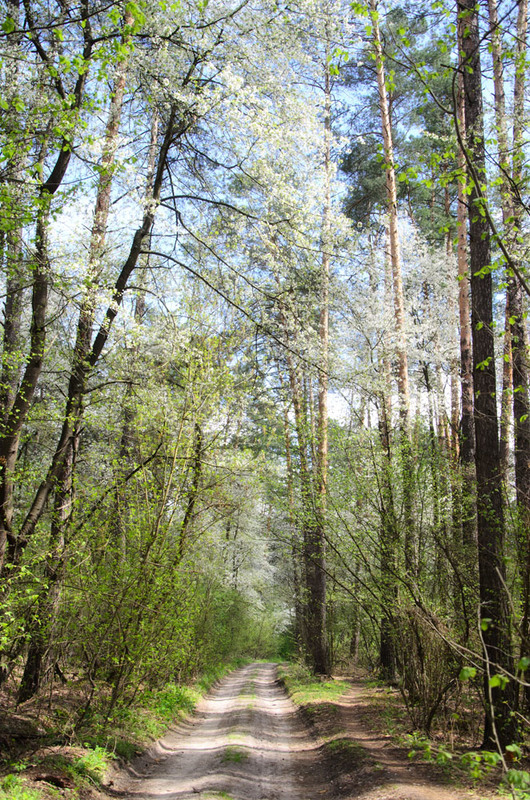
120, 662, 328, 800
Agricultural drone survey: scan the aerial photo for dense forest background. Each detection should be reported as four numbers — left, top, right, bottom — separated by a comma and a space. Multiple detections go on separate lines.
1, 0, 530, 764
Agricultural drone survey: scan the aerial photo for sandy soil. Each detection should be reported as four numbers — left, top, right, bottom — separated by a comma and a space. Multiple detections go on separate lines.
116, 662, 327, 800
114, 664, 489, 800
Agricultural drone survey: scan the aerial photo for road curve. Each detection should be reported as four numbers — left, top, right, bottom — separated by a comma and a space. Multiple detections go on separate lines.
120, 662, 327, 800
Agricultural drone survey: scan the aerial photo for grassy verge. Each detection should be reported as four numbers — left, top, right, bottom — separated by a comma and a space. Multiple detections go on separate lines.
277, 662, 352, 745
0, 774, 43, 800
0, 747, 111, 800
278, 661, 370, 795
277, 661, 351, 706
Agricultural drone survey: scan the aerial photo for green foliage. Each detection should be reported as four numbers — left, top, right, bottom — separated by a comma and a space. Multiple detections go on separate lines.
489, 673, 510, 690
72, 747, 111, 785
460, 750, 502, 783
0, 775, 42, 800
459, 666, 477, 681
403, 731, 433, 761
404, 733, 453, 768
276, 629, 297, 661
1, 0, 529, 786
143, 684, 198, 720
504, 767, 530, 796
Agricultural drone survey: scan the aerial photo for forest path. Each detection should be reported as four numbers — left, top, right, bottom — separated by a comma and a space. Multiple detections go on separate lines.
116, 664, 486, 800
118, 662, 327, 800
326, 680, 487, 800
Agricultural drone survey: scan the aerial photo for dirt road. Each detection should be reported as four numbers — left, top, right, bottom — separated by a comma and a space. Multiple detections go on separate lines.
118, 664, 486, 800
120, 662, 327, 800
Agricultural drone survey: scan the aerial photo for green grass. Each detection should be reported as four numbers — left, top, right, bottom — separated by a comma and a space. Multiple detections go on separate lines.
32, 747, 113, 791
221, 746, 248, 763
324, 737, 368, 766
82, 680, 202, 760
73, 745, 111, 785
0, 774, 44, 800
325, 737, 365, 756
195, 658, 249, 695
278, 662, 350, 705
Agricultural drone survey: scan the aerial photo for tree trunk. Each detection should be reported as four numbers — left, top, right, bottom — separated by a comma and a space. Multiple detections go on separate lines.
458, 0, 515, 748
456, 30, 478, 599
370, 0, 415, 577
487, 0, 530, 711
306, 40, 333, 677
279, 366, 305, 653
0, 207, 50, 570
499, 294, 512, 483
16, 41, 133, 697
376, 232, 398, 682
0, 3, 93, 572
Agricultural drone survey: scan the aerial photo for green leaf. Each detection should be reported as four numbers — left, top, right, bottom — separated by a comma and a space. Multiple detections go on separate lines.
476, 356, 492, 371
481, 617, 491, 631
459, 666, 476, 681
126, 1, 146, 26
483, 751, 501, 765
351, 0, 368, 16
517, 657, 530, 672
2, 15, 15, 33
488, 673, 509, 690
505, 768, 530, 790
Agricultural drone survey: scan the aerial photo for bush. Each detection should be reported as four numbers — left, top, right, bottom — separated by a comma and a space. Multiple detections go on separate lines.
394, 606, 458, 733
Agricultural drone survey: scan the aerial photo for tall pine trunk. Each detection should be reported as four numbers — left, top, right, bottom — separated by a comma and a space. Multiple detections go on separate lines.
370, 0, 415, 580
487, 0, 530, 711
458, 0, 514, 748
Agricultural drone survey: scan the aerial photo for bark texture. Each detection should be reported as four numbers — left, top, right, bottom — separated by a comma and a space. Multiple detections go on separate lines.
458, 0, 514, 748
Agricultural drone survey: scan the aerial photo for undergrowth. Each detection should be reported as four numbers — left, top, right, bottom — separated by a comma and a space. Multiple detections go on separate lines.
80, 658, 247, 760
402, 730, 530, 798
0, 774, 42, 800
1, 659, 249, 800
